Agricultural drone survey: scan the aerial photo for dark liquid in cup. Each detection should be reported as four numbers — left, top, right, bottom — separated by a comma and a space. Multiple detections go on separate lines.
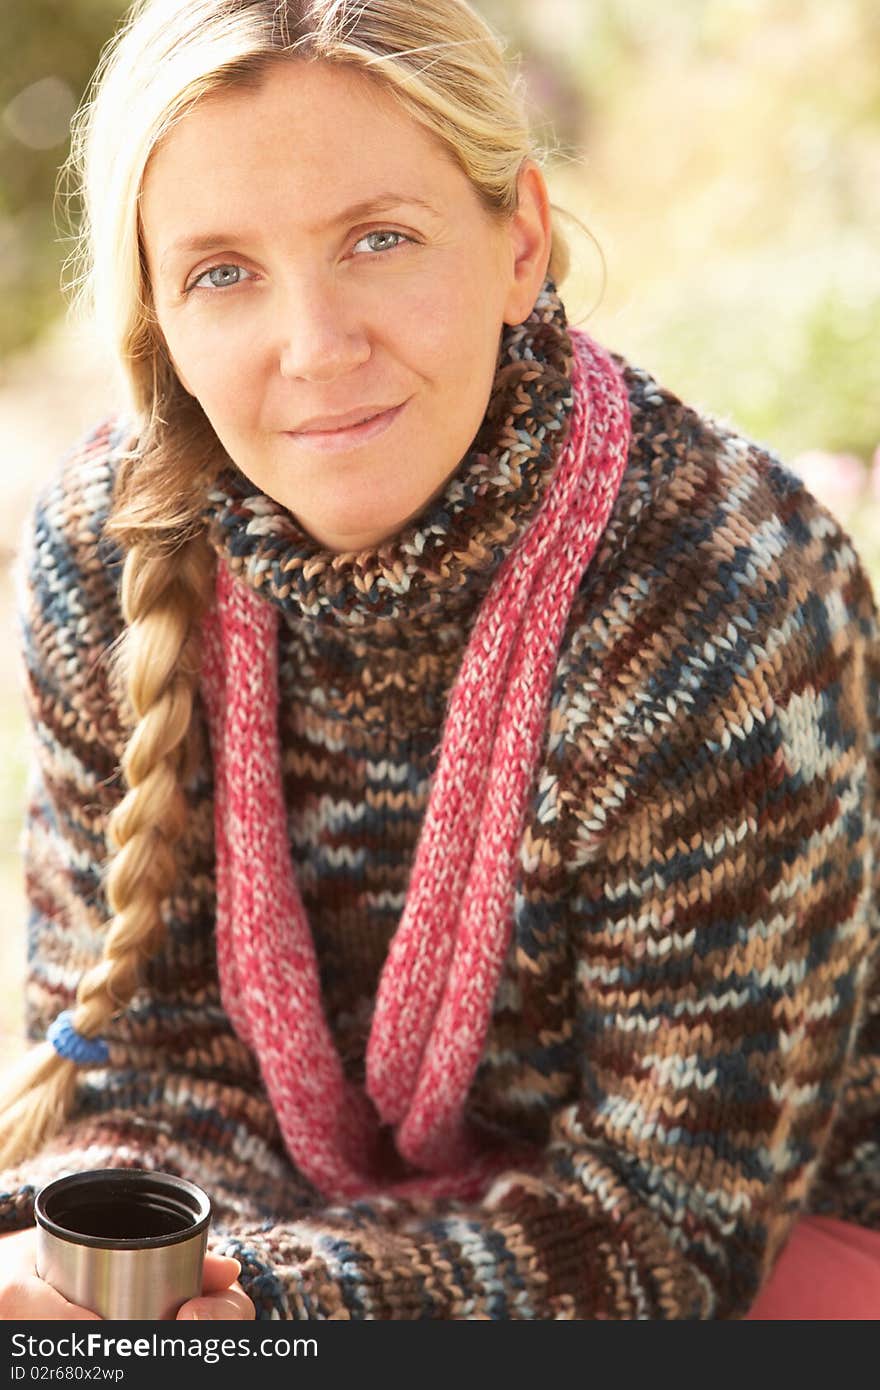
38, 1172, 207, 1246
52, 1194, 194, 1240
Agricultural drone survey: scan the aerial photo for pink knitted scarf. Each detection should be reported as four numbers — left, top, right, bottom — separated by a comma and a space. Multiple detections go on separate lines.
199, 326, 631, 1201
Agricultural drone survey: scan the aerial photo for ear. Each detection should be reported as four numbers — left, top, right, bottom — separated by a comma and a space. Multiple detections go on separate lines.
500, 158, 555, 326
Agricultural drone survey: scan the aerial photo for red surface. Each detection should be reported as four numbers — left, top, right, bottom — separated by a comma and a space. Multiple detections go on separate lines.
745, 1216, 880, 1320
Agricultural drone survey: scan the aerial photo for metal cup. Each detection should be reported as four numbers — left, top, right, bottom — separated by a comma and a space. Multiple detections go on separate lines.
34, 1168, 212, 1321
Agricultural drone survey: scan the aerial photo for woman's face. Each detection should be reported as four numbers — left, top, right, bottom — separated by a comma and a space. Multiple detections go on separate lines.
140, 59, 551, 552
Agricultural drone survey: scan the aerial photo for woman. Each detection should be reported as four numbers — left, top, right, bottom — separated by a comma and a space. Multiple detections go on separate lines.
0, 0, 878, 1321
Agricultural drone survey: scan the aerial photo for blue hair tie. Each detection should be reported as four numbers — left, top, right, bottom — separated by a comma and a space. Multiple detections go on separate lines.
47, 1010, 110, 1066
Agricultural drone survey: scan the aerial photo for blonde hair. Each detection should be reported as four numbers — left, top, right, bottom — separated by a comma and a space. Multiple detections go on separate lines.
0, 0, 581, 1168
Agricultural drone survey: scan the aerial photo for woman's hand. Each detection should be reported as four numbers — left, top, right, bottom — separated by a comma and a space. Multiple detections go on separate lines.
176, 1252, 255, 1320
0, 1227, 254, 1320
0, 1227, 102, 1320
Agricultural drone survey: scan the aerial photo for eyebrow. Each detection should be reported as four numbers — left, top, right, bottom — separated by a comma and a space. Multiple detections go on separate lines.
158, 191, 441, 273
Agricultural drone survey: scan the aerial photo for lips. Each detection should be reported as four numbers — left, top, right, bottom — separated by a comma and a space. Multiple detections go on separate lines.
282, 399, 408, 451
293, 405, 396, 434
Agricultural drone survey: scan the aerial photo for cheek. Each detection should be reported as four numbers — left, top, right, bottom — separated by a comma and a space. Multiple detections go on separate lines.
397, 295, 490, 405
164, 318, 263, 419
393, 260, 496, 375
416, 311, 499, 420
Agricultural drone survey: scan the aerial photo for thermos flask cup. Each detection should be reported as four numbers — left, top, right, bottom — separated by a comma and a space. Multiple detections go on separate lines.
34, 1168, 212, 1320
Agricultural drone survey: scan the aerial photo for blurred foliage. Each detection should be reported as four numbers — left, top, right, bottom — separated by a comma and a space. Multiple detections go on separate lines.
1, 0, 879, 461
0, 0, 129, 362
482, 0, 880, 462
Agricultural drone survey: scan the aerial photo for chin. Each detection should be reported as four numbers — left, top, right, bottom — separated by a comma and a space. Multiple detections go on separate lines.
295, 505, 409, 553
293, 484, 431, 553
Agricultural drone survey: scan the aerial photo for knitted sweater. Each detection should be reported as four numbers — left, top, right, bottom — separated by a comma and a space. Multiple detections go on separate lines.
1, 341, 878, 1319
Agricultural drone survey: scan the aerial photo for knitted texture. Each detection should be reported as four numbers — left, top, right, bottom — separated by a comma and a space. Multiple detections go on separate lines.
198, 310, 631, 1198
2, 298, 879, 1318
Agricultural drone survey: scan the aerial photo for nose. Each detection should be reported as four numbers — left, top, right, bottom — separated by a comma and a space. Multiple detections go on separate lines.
276, 275, 371, 381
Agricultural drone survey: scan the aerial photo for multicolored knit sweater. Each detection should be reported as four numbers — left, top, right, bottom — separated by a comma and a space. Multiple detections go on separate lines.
1, 301, 879, 1318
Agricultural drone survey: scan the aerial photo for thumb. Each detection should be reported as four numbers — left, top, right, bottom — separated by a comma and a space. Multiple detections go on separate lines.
200, 1252, 242, 1293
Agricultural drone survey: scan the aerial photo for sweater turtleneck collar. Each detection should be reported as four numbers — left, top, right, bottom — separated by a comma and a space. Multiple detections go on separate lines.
200, 276, 575, 644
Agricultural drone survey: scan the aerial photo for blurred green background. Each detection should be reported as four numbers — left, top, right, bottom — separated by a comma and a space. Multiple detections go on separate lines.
1, 0, 879, 1060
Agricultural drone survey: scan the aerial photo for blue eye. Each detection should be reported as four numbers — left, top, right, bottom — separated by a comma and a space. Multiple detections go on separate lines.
189, 264, 253, 292
354, 229, 410, 256
186, 229, 412, 293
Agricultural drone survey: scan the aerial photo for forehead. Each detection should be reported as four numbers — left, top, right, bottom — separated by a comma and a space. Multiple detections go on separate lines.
141, 59, 467, 230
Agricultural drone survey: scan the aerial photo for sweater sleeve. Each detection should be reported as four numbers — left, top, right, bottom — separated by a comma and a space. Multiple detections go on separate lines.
2, 424, 878, 1319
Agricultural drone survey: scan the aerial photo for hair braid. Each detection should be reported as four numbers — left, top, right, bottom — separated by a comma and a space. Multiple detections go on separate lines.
0, 534, 215, 1169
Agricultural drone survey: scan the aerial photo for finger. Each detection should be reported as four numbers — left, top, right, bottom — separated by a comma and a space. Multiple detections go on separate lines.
199, 1254, 242, 1293
5, 1276, 103, 1322
0, 1228, 102, 1321
178, 1281, 255, 1321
